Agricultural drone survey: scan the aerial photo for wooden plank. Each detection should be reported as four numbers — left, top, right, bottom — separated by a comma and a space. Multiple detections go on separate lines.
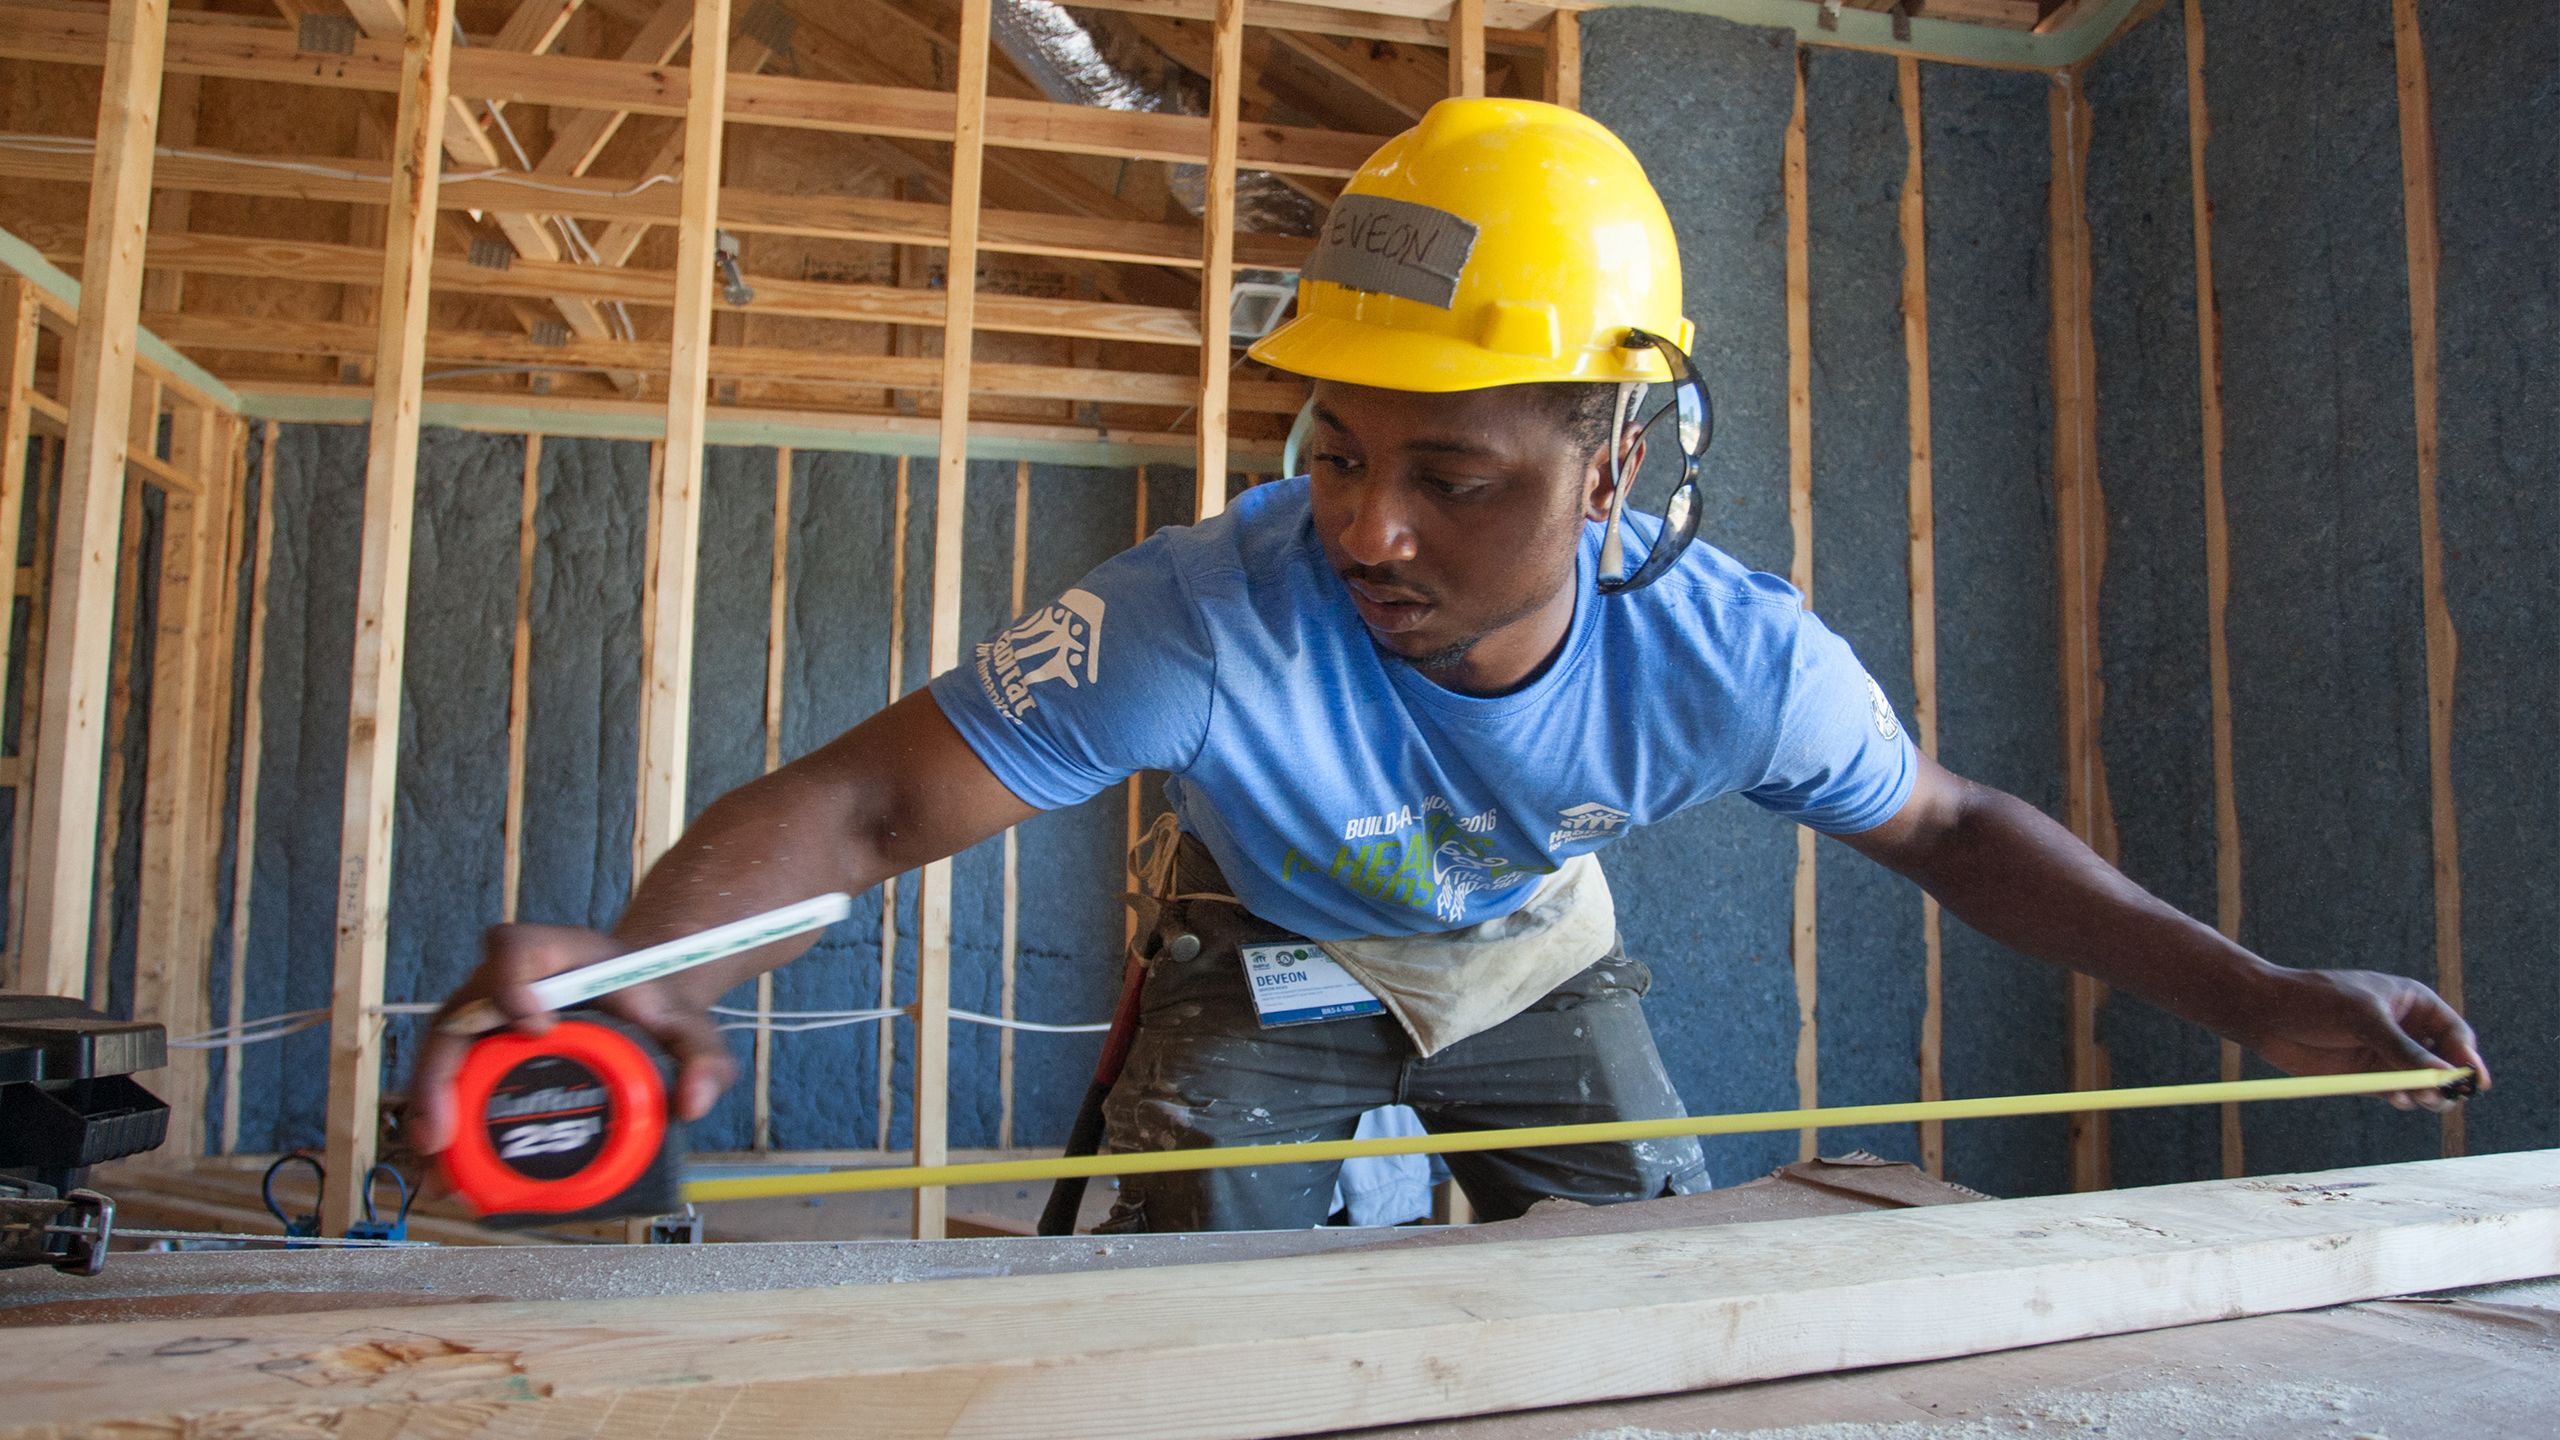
130, 404, 216, 1159
0, 282, 39, 941
2390, 0, 2462, 1162
130, 313, 1296, 412
321, 0, 456, 1238
1896, 57, 1944, 1179
912, 0, 995, 1243
219, 422, 277, 1156
529, 0, 694, 180
1451, 0, 1486, 97
82, 467, 144, 1008
632, 0, 733, 875
23, 227, 1206, 348
174, 415, 245, 1157
1782, 51, 1816, 1162
2048, 71, 2114, 1193
2180, 0, 2244, 1179
1544, 5, 1579, 110
877, 456, 910, 1155
21, 0, 169, 999
500, 435, 539, 924
752, 444, 790, 1152
0, 143, 1314, 272
1194, 0, 1244, 521
6, 437, 58, 984
998, 457, 1027, 1150
138, 69, 194, 316
8, 1152, 2557, 1437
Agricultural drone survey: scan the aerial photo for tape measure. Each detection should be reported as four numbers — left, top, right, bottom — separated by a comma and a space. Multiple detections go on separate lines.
436, 1014, 684, 1228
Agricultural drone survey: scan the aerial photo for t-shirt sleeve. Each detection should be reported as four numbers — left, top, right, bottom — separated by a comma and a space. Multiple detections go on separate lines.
1741, 606, 1919, 835
928, 532, 1216, 811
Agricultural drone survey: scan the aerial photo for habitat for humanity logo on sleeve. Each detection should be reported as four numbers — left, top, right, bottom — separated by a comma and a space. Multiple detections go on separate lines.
977, 588, 1106, 723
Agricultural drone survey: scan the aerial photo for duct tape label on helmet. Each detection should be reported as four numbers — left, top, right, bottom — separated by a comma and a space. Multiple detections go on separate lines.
1305, 195, 1479, 311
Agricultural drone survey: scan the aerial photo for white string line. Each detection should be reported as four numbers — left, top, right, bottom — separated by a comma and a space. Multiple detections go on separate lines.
0, 134, 682, 200
172, 1002, 1107, 1048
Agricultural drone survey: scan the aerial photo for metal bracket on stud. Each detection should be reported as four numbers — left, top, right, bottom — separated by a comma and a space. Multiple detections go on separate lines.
530, 319, 570, 348
468, 237, 514, 271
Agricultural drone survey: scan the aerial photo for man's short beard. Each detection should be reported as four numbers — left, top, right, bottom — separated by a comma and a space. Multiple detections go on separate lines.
1399, 634, 1480, 673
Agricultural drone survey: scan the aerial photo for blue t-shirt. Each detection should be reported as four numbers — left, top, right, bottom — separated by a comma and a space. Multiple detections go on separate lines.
930, 476, 1916, 942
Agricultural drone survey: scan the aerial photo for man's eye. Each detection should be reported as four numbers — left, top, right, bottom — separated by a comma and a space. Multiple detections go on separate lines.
1423, 473, 1487, 498
1314, 451, 1361, 474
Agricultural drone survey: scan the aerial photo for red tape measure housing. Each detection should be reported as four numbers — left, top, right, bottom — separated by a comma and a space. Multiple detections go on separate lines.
439, 1018, 669, 1218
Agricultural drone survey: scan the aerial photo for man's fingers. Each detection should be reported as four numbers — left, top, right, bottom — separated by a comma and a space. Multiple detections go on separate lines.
656, 1009, 739, 1122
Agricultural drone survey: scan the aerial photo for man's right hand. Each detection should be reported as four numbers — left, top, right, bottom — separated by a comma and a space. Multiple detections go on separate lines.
405, 923, 737, 1156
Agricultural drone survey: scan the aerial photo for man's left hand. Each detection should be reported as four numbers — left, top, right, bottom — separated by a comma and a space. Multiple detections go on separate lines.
2235, 967, 2489, 1113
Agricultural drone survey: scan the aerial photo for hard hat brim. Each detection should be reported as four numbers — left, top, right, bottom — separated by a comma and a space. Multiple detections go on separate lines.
1248, 309, 1674, 394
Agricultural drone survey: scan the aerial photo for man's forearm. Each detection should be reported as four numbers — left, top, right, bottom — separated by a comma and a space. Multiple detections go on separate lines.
1889, 781, 2285, 1044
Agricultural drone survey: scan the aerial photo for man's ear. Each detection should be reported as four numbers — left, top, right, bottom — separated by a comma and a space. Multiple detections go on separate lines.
1581, 426, 1649, 522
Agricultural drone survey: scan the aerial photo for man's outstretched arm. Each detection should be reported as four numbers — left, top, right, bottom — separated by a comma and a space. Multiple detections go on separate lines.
408, 689, 1037, 1153
1837, 751, 2488, 1112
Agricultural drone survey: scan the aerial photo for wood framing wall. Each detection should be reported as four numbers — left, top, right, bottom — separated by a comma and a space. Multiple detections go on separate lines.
0, 0, 2548, 1222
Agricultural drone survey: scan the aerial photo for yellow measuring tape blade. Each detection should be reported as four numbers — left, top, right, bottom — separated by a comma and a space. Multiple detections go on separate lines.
680, 1067, 2467, 1205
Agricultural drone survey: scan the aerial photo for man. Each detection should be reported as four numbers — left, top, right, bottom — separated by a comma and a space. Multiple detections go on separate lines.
413, 99, 2485, 1229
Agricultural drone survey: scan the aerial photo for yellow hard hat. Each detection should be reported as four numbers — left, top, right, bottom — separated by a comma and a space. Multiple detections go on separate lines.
1248, 97, 1695, 392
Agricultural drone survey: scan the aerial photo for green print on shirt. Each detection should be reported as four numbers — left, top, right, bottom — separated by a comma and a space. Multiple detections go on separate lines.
1281, 808, 1550, 925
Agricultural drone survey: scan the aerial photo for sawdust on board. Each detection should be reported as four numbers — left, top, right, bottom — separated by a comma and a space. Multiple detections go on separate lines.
1572, 1378, 2386, 1440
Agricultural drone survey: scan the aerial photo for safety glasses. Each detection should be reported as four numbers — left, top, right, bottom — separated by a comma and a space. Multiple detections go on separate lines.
1596, 328, 1715, 595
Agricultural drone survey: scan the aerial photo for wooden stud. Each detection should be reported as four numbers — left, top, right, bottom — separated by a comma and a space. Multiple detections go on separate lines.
1123, 469, 1149, 964
7, 437, 59, 983
139, 70, 194, 317
180, 416, 245, 1143
632, 0, 734, 875
2180, 0, 2245, 1179
877, 457, 909, 1154
1544, 6, 1579, 110
2390, 0, 2462, 1161
998, 457, 1028, 1151
322, 0, 457, 1237
85, 465, 147, 1007
912, 0, 997, 1240
131, 403, 217, 1158
1897, 57, 1945, 1179
753, 445, 791, 1152
1451, 0, 1487, 98
2048, 70, 2114, 1193
219, 423, 277, 1156
633, 440, 663, 886
1194, 0, 1245, 521
501, 436, 540, 923
22, 0, 170, 999
1783, 51, 1818, 1163
0, 282, 39, 974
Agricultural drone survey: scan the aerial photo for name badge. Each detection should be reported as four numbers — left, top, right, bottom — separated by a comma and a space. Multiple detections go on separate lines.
1241, 942, 1386, 1028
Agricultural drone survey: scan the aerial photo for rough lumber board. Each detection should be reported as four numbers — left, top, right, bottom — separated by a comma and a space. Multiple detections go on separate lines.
1782, 51, 1815, 1161
0, 282, 38, 928
1193, 0, 1243, 520
1545, 6, 1579, 108
1450, 0, 1486, 96
7, 1152, 2558, 1437
0, 144, 1312, 272
2180, 0, 2244, 1179
130, 313, 1294, 411
2048, 70, 2115, 1191
321, 0, 454, 1238
25, 226, 1203, 346
632, 0, 731, 874
1897, 57, 1944, 1178
913, 0, 995, 1238
20, 0, 166, 999
2390, 0, 2462, 1161
128, 404, 216, 1158
217, 423, 277, 1155
499, 435, 538, 923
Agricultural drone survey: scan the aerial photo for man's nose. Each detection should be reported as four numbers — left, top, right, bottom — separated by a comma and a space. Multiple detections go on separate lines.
1336, 476, 1420, 568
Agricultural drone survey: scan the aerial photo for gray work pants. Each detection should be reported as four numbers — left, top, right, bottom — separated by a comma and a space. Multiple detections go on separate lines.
1097, 848, 1710, 1233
